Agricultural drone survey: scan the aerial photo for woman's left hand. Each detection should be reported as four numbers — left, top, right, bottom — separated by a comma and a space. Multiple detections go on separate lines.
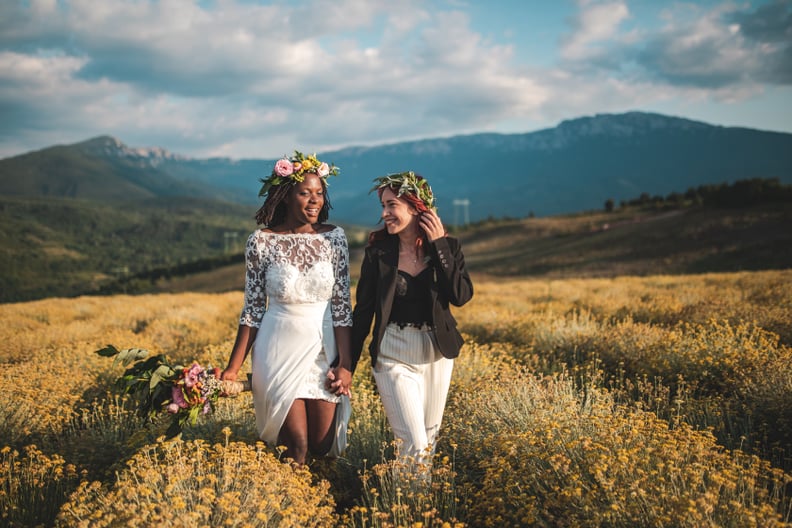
419, 209, 445, 242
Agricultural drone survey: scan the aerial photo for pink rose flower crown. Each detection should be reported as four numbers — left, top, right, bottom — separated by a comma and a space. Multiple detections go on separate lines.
258, 150, 340, 198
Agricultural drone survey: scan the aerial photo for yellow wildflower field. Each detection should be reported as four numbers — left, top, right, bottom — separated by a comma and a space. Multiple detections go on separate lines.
1, 270, 791, 526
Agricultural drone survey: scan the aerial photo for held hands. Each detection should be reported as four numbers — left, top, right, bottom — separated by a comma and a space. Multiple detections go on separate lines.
418, 209, 444, 242
326, 366, 352, 397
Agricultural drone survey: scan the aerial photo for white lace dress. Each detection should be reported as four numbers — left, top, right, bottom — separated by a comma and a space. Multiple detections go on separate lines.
238, 226, 352, 445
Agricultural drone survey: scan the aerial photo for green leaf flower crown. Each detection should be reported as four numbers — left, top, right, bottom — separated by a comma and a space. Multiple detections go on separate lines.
370, 171, 436, 210
258, 150, 340, 198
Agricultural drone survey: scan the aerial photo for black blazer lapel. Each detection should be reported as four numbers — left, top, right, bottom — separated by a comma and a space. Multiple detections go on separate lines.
377, 236, 399, 331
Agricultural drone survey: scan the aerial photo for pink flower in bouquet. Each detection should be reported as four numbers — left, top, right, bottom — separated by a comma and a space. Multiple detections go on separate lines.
98, 344, 252, 434
273, 158, 294, 177
171, 385, 188, 409
184, 363, 203, 388
317, 162, 330, 177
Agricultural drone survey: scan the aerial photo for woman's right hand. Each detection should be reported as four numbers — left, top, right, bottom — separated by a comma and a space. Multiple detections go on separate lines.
220, 368, 238, 382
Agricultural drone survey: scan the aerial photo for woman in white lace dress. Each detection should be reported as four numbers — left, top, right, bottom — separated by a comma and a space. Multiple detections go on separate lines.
221, 152, 353, 465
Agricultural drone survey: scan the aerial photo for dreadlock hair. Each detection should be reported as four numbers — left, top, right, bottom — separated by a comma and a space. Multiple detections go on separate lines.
254, 175, 332, 227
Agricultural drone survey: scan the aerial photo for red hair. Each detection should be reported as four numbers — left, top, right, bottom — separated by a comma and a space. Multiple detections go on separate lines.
368, 185, 436, 247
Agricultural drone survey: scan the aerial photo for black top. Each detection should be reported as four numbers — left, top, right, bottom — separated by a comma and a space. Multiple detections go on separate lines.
389, 268, 434, 327
350, 234, 474, 371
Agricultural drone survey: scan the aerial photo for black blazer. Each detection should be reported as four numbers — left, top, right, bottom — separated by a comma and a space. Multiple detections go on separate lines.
350, 234, 473, 371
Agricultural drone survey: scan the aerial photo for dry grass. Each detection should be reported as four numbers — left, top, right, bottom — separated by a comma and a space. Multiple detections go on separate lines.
57, 433, 337, 527
2, 270, 792, 526
459, 204, 792, 277
444, 366, 789, 527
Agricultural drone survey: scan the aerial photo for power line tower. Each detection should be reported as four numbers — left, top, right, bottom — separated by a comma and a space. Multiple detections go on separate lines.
223, 232, 239, 253
452, 199, 470, 228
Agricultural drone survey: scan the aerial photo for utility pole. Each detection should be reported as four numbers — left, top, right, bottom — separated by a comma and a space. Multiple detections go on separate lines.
452, 199, 470, 228
223, 232, 239, 253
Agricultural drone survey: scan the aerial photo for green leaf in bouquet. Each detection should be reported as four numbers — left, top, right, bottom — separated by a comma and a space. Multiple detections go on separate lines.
113, 347, 151, 367
187, 404, 202, 426
146, 383, 173, 416
150, 364, 175, 390
118, 374, 139, 389
151, 383, 172, 409
95, 344, 121, 358
121, 354, 168, 379
164, 418, 182, 439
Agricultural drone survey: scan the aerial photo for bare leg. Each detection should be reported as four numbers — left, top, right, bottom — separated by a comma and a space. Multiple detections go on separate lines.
306, 399, 337, 456
278, 399, 309, 464
278, 399, 338, 464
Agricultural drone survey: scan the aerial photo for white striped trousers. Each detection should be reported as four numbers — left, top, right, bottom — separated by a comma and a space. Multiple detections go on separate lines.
373, 323, 454, 461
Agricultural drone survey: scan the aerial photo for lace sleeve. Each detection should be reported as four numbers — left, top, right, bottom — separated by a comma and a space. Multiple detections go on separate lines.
331, 228, 353, 327
239, 231, 267, 327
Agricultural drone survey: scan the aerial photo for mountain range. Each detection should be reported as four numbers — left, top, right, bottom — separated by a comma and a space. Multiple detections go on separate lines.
3, 111, 792, 302
2, 111, 792, 224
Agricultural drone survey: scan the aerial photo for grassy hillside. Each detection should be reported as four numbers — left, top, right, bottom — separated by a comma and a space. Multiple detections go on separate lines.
0, 144, 154, 201
0, 196, 257, 302
141, 202, 792, 296
0, 194, 374, 302
0, 136, 235, 203
2, 192, 790, 302
462, 202, 792, 277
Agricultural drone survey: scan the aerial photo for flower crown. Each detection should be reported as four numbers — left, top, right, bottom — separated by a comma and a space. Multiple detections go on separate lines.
371, 171, 436, 210
258, 150, 340, 197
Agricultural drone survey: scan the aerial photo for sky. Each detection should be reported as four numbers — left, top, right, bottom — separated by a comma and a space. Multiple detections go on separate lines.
0, 0, 790, 160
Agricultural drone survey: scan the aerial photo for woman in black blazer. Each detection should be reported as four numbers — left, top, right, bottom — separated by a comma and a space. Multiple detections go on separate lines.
350, 171, 473, 463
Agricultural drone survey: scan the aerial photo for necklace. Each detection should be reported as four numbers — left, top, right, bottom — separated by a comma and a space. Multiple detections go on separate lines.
399, 246, 421, 264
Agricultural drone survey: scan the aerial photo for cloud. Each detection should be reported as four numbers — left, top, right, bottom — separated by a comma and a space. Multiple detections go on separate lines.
639, 2, 791, 89
636, 5, 757, 88
729, 0, 792, 84
557, 0, 792, 93
731, 0, 792, 42
0, 0, 789, 159
560, 0, 630, 62
537, 1, 792, 121
0, 51, 99, 139
0, 0, 549, 157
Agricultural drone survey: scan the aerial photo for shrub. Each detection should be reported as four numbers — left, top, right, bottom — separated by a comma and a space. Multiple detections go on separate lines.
444, 367, 791, 527
57, 434, 337, 527
1, 444, 84, 527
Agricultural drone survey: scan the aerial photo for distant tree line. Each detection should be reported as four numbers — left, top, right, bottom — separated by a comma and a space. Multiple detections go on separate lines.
99, 252, 245, 295
609, 177, 792, 212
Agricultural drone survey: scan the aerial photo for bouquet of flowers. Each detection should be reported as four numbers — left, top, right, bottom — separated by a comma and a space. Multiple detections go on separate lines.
97, 345, 250, 436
